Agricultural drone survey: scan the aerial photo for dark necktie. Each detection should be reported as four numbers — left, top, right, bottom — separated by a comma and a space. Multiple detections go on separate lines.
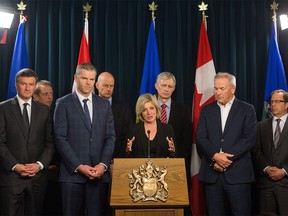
23, 103, 30, 134
274, 119, 281, 148
160, 104, 167, 124
83, 99, 91, 129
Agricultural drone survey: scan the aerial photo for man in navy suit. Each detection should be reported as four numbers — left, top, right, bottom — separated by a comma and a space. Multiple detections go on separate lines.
196, 72, 257, 215
253, 89, 288, 215
54, 63, 115, 216
0, 69, 54, 216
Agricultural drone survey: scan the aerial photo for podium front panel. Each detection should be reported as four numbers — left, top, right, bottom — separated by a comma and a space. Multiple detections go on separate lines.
110, 158, 189, 208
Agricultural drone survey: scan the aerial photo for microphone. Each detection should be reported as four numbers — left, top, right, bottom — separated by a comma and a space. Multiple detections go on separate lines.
147, 130, 151, 158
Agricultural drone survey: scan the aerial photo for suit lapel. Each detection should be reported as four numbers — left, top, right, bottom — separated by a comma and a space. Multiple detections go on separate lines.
277, 116, 288, 148
222, 99, 239, 135
11, 97, 29, 140
72, 92, 91, 132
29, 100, 38, 138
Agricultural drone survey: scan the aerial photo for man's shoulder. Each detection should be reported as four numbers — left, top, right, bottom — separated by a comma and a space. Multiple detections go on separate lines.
0, 98, 15, 107
234, 98, 254, 108
171, 100, 190, 111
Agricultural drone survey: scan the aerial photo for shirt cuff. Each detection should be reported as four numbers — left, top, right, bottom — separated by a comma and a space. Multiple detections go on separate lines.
75, 164, 82, 173
100, 162, 108, 171
36, 161, 44, 170
282, 168, 288, 176
12, 164, 18, 171
263, 166, 270, 173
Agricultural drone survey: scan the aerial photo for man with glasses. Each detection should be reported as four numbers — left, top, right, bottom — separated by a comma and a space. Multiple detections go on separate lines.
33, 80, 54, 108
253, 89, 288, 215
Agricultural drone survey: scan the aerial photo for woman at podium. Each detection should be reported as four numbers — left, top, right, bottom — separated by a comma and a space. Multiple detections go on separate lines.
125, 93, 176, 158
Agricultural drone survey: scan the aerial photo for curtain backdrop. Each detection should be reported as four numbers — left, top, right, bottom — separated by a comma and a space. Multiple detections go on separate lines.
1, 0, 288, 120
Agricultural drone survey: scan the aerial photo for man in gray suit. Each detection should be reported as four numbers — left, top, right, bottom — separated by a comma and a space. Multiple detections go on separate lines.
0, 69, 54, 216
53, 63, 115, 216
253, 89, 288, 215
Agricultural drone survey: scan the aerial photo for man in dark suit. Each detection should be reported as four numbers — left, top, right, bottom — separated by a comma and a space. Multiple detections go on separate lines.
196, 72, 257, 215
0, 69, 54, 216
53, 63, 115, 216
155, 72, 192, 174
253, 89, 288, 215
95, 71, 132, 158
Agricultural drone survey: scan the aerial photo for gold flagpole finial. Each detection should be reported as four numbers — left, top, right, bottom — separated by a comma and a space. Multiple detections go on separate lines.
149, 1, 158, 21
270, 0, 278, 22
198, 1, 208, 21
17, 1, 27, 22
83, 2, 92, 20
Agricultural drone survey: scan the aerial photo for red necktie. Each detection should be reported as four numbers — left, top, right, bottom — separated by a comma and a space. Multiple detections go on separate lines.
160, 104, 167, 124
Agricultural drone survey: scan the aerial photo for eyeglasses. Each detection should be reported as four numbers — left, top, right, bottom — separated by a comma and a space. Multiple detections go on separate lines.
270, 100, 287, 104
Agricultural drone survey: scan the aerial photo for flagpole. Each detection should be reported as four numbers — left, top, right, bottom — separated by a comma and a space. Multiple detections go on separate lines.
7, 1, 29, 99
190, 1, 216, 216
72, 2, 92, 92
17, 1, 27, 22
271, 0, 278, 39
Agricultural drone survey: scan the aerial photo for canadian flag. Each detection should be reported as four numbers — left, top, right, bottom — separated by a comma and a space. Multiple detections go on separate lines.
72, 17, 91, 92
190, 20, 216, 216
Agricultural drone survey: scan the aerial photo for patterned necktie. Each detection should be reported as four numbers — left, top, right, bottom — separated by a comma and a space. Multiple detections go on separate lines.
160, 104, 167, 124
274, 119, 281, 148
23, 103, 30, 134
83, 99, 91, 129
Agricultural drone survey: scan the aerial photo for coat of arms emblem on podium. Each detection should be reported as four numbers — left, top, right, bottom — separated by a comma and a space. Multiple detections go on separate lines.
128, 160, 169, 202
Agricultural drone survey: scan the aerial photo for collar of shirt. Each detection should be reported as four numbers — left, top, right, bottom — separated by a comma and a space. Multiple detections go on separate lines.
108, 97, 112, 105
273, 113, 288, 123
16, 95, 32, 109
217, 96, 235, 108
158, 98, 172, 109
273, 113, 288, 133
75, 90, 93, 104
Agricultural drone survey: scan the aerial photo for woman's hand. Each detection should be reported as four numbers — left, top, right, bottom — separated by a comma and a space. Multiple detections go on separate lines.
166, 137, 175, 153
126, 136, 135, 153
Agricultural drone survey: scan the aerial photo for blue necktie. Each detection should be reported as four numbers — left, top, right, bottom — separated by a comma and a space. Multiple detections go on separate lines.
83, 99, 91, 129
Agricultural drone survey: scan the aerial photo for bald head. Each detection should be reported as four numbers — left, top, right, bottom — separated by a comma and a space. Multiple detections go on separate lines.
96, 72, 115, 99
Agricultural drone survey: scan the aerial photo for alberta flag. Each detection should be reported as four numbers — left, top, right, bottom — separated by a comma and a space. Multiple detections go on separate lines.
139, 20, 160, 95
190, 19, 216, 216
262, 22, 288, 119
7, 17, 29, 99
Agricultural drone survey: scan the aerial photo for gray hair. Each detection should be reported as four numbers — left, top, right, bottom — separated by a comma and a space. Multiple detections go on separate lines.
156, 72, 176, 86
214, 72, 236, 87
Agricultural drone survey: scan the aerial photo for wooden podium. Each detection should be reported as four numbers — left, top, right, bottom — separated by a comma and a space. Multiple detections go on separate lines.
110, 158, 189, 216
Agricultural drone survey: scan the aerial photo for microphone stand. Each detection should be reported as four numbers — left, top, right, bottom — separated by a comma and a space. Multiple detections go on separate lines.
147, 130, 151, 158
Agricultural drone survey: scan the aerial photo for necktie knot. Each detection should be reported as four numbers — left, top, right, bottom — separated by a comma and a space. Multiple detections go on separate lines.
276, 119, 281, 124
161, 104, 167, 109
83, 98, 89, 104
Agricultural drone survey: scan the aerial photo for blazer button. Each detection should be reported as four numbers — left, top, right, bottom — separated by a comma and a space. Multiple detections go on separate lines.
221, 139, 224, 142
90, 138, 93, 142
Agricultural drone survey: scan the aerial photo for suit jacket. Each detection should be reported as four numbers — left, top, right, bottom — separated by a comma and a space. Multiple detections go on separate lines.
126, 120, 176, 158
53, 92, 115, 183
0, 97, 54, 186
168, 101, 192, 159
111, 99, 132, 158
253, 117, 288, 188
196, 98, 257, 184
